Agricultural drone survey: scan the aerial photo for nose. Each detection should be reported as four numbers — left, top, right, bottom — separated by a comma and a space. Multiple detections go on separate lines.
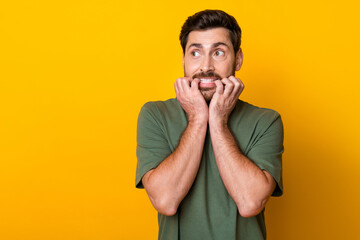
200, 54, 214, 72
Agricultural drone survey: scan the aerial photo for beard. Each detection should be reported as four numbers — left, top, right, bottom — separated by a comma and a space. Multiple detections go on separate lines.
192, 71, 222, 102
200, 87, 217, 102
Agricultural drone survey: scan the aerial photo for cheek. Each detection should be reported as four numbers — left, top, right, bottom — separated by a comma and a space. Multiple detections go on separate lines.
185, 60, 199, 73
219, 60, 236, 74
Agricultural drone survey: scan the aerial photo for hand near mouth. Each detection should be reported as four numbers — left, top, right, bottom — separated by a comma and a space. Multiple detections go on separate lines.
209, 76, 244, 126
175, 77, 209, 124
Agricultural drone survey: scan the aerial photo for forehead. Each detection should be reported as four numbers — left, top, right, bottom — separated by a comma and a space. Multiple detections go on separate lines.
186, 27, 232, 50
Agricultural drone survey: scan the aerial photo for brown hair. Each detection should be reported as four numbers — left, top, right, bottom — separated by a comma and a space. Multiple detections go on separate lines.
179, 10, 242, 55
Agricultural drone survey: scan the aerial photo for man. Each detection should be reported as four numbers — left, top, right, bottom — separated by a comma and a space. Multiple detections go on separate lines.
136, 9, 284, 240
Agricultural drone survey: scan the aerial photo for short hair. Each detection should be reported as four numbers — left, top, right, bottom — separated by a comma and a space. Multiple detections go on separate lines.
179, 9, 242, 55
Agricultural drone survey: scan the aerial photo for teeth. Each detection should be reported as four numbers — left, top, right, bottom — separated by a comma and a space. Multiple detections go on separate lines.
200, 78, 215, 83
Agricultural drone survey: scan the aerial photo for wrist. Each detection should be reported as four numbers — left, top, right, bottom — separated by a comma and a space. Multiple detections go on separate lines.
209, 117, 228, 131
188, 114, 208, 125
209, 114, 228, 125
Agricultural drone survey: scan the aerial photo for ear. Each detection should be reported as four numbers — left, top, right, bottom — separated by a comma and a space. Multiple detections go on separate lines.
235, 48, 243, 71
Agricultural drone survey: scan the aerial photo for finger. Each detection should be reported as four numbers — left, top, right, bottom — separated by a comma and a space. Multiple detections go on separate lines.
229, 76, 242, 90
214, 80, 224, 94
175, 80, 184, 101
176, 78, 185, 92
180, 78, 191, 91
174, 81, 179, 95
191, 78, 200, 90
222, 78, 234, 96
229, 76, 244, 98
227, 76, 240, 96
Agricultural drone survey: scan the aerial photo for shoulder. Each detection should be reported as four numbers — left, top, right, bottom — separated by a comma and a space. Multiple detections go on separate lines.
239, 100, 281, 121
231, 100, 283, 132
140, 98, 180, 113
139, 98, 183, 123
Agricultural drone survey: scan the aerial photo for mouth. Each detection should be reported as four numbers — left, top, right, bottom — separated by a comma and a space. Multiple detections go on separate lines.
198, 78, 218, 88
199, 78, 218, 83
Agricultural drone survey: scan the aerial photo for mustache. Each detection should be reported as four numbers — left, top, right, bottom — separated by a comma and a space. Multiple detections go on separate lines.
192, 71, 222, 80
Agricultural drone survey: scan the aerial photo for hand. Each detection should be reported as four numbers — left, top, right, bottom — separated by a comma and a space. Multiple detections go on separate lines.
209, 76, 244, 125
175, 77, 209, 123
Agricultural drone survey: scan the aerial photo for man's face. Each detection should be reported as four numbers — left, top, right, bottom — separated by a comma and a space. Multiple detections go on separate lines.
183, 27, 243, 101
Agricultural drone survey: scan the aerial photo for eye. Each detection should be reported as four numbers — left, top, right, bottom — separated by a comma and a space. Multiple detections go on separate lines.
214, 50, 225, 56
191, 51, 200, 57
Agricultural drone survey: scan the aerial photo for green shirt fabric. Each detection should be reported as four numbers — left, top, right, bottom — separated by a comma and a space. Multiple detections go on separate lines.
136, 98, 284, 240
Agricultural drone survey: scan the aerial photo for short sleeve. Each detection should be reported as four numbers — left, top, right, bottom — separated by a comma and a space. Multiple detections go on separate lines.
247, 113, 284, 196
135, 102, 172, 189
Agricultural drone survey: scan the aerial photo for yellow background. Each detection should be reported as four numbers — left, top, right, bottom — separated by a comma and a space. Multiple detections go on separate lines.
1, 0, 359, 239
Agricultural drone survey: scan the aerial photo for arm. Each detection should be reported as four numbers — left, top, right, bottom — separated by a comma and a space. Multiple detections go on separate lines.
209, 122, 275, 217
209, 76, 275, 218
142, 78, 208, 216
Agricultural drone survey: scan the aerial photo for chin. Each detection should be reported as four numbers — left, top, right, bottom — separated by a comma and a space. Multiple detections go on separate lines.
201, 88, 216, 102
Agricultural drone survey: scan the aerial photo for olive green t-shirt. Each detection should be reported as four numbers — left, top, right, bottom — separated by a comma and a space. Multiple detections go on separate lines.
136, 98, 284, 240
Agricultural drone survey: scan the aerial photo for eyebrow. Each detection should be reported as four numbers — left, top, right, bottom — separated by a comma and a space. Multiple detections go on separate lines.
187, 42, 230, 50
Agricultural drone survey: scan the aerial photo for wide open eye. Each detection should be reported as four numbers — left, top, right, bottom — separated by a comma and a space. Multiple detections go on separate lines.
214, 50, 225, 57
191, 51, 200, 57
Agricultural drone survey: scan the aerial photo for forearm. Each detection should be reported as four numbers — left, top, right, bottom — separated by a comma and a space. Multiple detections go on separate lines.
209, 122, 275, 217
143, 119, 207, 216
